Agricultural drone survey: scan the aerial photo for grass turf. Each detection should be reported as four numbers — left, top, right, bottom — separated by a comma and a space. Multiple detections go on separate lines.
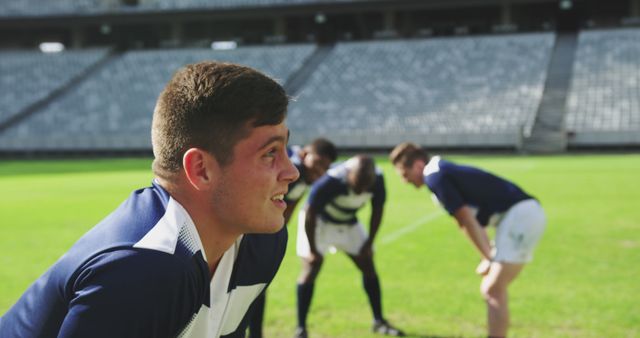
0, 154, 638, 337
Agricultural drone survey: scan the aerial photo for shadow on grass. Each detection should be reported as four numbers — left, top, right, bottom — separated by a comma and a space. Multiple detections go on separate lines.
403, 333, 463, 338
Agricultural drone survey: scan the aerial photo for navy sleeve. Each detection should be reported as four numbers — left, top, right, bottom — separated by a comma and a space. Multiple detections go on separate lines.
425, 171, 465, 216
58, 249, 204, 338
371, 174, 386, 209
307, 175, 344, 211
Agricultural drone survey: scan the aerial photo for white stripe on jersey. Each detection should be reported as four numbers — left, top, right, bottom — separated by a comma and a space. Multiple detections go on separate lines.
133, 197, 256, 338
423, 156, 441, 177
287, 182, 308, 201
133, 198, 201, 255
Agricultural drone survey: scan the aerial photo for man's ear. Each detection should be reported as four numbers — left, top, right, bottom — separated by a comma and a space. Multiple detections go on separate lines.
182, 148, 219, 190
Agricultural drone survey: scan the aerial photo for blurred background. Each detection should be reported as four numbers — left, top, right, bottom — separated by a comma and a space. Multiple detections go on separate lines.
1, 1, 639, 337
0, 0, 639, 154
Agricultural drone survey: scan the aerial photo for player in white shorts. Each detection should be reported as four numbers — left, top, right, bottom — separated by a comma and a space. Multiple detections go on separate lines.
390, 143, 545, 338
294, 155, 404, 338
248, 138, 337, 338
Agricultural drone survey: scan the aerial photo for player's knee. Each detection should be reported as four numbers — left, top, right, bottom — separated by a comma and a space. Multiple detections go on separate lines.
480, 280, 505, 301
298, 263, 321, 283
354, 257, 376, 276
297, 271, 315, 284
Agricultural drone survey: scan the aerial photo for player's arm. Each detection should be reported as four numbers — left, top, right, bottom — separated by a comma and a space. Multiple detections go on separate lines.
361, 174, 386, 256
304, 204, 321, 259
305, 175, 339, 260
283, 198, 300, 226
360, 203, 383, 257
453, 205, 492, 262
426, 172, 491, 272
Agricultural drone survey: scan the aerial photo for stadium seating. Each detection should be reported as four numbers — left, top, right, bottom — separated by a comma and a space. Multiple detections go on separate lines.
288, 33, 555, 147
4, 28, 639, 151
0, 48, 110, 125
0, 0, 111, 17
0, 44, 315, 150
0, 0, 360, 17
566, 28, 640, 145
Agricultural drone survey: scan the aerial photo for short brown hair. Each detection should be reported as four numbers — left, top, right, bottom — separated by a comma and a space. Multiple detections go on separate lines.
151, 61, 288, 179
389, 142, 429, 168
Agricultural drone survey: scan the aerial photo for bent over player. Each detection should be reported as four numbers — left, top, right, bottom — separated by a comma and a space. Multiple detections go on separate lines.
283, 139, 338, 226
248, 138, 337, 338
0, 61, 299, 338
294, 155, 404, 338
390, 142, 546, 338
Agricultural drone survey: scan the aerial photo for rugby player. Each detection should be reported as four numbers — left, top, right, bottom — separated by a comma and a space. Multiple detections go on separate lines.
0, 61, 299, 338
294, 155, 404, 338
390, 142, 546, 338
248, 138, 336, 338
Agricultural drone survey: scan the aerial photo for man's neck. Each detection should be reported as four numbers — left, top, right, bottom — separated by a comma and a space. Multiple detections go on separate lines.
191, 213, 240, 279
156, 176, 240, 279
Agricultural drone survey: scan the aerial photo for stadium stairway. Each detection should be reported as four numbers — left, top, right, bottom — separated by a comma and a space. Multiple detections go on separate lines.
284, 44, 335, 96
0, 49, 120, 134
521, 33, 578, 153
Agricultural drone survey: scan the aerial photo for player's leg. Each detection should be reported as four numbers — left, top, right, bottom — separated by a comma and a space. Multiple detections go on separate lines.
295, 210, 327, 337
343, 224, 404, 336
296, 256, 323, 335
348, 253, 382, 320
248, 292, 266, 338
480, 261, 524, 338
484, 199, 545, 337
347, 253, 405, 336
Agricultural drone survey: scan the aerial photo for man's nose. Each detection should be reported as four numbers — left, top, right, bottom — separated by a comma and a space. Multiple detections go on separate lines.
281, 156, 300, 183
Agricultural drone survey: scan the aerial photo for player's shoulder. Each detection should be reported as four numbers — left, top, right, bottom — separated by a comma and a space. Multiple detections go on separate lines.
62, 248, 208, 337
317, 164, 346, 186
423, 155, 446, 177
74, 248, 208, 293
326, 160, 347, 178
287, 145, 302, 162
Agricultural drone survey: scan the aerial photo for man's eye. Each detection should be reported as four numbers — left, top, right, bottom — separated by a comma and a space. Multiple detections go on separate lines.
265, 148, 277, 157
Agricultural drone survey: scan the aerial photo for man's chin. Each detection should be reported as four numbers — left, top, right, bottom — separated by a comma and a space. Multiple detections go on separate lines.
255, 217, 285, 234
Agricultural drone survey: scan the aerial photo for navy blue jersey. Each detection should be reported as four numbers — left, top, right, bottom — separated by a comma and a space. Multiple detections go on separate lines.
285, 145, 308, 203
307, 160, 385, 225
423, 157, 533, 226
0, 181, 287, 338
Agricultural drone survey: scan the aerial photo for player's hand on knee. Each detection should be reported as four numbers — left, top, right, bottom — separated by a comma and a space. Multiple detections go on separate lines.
308, 250, 324, 265
358, 241, 373, 258
475, 258, 491, 276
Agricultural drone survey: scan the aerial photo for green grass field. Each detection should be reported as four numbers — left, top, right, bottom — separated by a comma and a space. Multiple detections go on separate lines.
1, 154, 639, 337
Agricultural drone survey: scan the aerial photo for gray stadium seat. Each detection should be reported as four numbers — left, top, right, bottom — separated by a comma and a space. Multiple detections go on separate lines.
0, 48, 110, 125
288, 33, 555, 147
566, 28, 640, 145
0, 44, 315, 150
0, 0, 364, 17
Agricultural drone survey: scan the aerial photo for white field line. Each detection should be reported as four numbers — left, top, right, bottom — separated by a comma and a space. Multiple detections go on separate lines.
379, 210, 445, 246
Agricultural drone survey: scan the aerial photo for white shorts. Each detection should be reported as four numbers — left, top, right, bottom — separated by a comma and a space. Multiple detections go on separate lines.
296, 210, 368, 258
493, 199, 546, 264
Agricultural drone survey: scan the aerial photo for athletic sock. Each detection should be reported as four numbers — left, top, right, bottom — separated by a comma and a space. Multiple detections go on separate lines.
363, 275, 383, 321
296, 282, 315, 328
